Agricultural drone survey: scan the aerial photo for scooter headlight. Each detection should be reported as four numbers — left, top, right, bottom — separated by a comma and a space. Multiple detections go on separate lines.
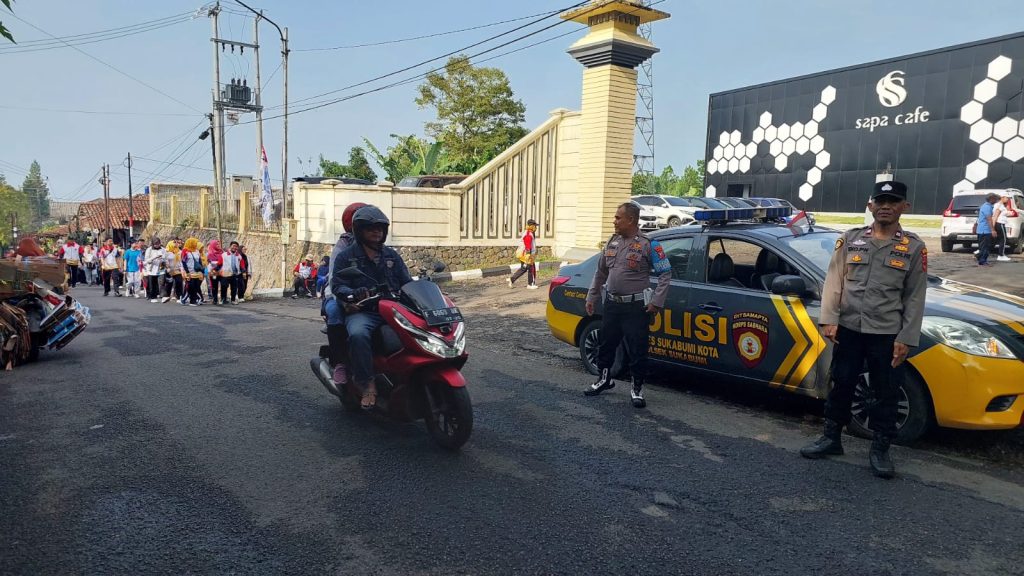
392, 308, 465, 359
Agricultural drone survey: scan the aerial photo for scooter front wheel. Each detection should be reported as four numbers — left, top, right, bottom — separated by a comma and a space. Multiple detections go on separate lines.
424, 384, 473, 450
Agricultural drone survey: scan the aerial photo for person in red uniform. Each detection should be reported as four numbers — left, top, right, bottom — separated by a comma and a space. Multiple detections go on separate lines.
508, 219, 539, 289
291, 254, 318, 298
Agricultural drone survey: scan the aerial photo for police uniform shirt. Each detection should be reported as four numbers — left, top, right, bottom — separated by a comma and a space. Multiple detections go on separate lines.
587, 233, 672, 308
820, 225, 928, 346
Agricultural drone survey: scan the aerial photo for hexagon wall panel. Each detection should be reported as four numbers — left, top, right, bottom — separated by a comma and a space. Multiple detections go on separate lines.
969, 120, 993, 143
966, 159, 989, 182
988, 55, 1013, 80
1004, 137, 1024, 162
994, 117, 1019, 142
974, 78, 998, 103
960, 101, 984, 124
979, 139, 1003, 162
759, 112, 772, 128
796, 137, 810, 155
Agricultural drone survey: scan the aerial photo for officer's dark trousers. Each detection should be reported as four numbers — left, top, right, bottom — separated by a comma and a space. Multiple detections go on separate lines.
597, 299, 649, 379
101, 269, 121, 295
66, 264, 79, 287
825, 325, 903, 439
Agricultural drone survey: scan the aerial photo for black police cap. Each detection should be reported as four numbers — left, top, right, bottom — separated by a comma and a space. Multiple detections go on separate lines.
871, 180, 907, 201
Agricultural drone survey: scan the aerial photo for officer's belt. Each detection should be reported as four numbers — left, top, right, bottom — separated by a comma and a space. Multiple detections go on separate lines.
605, 291, 645, 303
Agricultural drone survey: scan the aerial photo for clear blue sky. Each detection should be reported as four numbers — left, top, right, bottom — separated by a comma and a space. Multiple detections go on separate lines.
1, 0, 1023, 202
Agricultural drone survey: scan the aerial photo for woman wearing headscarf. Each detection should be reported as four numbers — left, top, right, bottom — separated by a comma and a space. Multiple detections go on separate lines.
205, 239, 225, 305
161, 240, 184, 303
181, 238, 205, 306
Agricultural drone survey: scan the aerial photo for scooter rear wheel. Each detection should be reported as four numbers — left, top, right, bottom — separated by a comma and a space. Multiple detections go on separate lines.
424, 384, 473, 450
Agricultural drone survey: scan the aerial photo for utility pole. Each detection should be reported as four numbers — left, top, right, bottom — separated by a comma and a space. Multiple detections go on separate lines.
233, 0, 287, 218
254, 13, 263, 175
209, 3, 225, 228
126, 152, 134, 240
201, 115, 225, 246
100, 164, 112, 242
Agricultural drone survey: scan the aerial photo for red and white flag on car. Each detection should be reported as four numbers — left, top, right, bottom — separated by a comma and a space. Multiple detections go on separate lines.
786, 210, 810, 235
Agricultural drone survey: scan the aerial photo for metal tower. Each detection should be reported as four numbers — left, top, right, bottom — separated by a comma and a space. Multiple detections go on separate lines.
633, 1, 655, 191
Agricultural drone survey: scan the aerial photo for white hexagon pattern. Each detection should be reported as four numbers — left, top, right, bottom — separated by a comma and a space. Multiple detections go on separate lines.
974, 78, 998, 103
979, 139, 1003, 162
988, 55, 1013, 80
969, 120, 993, 143
994, 117, 1019, 142
707, 85, 836, 201
1005, 137, 1024, 162
960, 101, 983, 124
958, 54, 1020, 187
966, 159, 988, 182
706, 185, 717, 197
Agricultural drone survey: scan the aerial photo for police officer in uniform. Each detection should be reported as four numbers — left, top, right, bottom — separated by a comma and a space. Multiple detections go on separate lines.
584, 202, 671, 408
801, 181, 928, 478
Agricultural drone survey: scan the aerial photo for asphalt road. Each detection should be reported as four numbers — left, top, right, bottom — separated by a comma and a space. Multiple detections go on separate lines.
2, 250, 1024, 575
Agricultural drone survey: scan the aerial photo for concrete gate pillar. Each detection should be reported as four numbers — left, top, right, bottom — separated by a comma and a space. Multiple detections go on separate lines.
561, 1, 669, 251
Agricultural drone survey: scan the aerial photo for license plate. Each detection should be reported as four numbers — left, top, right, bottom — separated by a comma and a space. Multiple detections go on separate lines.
424, 306, 463, 326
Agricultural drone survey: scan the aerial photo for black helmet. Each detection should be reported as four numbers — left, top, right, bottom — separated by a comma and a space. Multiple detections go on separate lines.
352, 205, 390, 246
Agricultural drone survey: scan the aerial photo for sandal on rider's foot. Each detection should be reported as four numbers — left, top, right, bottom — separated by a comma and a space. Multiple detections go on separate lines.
360, 390, 377, 410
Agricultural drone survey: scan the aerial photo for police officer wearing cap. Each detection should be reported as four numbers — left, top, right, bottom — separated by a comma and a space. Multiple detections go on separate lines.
801, 180, 928, 478
584, 202, 671, 408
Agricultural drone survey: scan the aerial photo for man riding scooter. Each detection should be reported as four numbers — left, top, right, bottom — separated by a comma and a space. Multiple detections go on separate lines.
331, 205, 413, 409
323, 202, 368, 385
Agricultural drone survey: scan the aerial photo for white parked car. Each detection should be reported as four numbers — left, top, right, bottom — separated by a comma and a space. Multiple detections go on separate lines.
630, 201, 660, 232
940, 188, 1024, 253
631, 195, 712, 227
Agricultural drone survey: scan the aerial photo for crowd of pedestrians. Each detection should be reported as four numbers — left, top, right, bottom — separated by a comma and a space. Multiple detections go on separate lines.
58, 236, 251, 306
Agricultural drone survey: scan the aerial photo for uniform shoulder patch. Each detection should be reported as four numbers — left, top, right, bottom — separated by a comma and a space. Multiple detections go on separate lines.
834, 238, 845, 251
922, 247, 928, 273
650, 239, 671, 274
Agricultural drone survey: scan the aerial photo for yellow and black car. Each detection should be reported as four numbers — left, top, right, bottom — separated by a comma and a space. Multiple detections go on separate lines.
547, 217, 1024, 442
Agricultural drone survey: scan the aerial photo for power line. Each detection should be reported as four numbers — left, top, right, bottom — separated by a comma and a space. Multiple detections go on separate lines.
293, 8, 565, 52
132, 155, 214, 171
140, 118, 208, 159
54, 168, 104, 202
7, 13, 205, 114
0, 159, 31, 176
274, 1, 588, 111
0, 14, 195, 54
0, 10, 196, 48
0, 104, 200, 117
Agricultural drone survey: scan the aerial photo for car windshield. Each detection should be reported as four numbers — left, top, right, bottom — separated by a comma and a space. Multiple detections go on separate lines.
951, 194, 987, 211
665, 197, 694, 207
778, 231, 840, 273
696, 197, 730, 209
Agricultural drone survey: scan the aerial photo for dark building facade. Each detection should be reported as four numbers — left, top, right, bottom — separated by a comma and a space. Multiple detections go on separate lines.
704, 32, 1024, 214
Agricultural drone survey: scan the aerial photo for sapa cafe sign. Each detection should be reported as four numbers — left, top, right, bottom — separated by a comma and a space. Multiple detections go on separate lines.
855, 71, 932, 132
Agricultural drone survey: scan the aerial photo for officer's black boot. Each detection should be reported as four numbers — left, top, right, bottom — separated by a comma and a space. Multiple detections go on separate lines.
869, 436, 896, 479
630, 377, 646, 408
584, 368, 614, 396
800, 419, 844, 459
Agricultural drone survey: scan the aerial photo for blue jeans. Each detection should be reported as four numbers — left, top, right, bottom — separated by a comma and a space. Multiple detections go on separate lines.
323, 297, 344, 326
344, 311, 384, 386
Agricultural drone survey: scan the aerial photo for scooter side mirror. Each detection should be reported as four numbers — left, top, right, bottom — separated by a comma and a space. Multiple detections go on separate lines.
338, 266, 375, 283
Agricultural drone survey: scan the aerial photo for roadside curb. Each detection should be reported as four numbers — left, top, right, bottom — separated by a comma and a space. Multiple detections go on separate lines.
434, 260, 567, 283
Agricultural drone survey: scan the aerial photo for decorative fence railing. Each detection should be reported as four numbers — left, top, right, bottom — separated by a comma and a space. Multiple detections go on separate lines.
147, 182, 282, 235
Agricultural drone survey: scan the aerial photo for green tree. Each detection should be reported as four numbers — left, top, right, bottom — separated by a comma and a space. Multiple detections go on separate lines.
362, 134, 454, 183
318, 147, 379, 182
631, 162, 705, 196
1, 0, 15, 44
0, 179, 30, 247
416, 55, 527, 174
21, 160, 50, 226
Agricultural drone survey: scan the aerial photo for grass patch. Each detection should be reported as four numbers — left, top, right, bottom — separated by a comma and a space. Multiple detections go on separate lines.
814, 215, 941, 229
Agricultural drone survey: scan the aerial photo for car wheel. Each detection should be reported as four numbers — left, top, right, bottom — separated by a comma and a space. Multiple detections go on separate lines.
667, 216, 682, 227
1014, 235, 1024, 255
578, 320, 627, 378
940, 237, 954, 253
848, 369, 932, 444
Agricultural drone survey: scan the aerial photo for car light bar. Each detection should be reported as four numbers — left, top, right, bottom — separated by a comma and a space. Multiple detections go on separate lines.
693, 206, 792, 222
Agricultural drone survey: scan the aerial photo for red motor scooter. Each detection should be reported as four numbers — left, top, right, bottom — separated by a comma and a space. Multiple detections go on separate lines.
311, 264, 472, 450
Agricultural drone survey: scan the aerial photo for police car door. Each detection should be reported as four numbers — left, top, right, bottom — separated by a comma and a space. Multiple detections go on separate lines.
645, 234, 696, 370
693, 234, 825, 390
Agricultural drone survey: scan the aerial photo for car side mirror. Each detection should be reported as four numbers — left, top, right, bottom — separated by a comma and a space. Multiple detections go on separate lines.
771, 275, 812, 297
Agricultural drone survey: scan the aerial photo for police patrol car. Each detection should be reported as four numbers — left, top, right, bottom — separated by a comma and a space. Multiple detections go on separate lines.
546, 206, 1024, 442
